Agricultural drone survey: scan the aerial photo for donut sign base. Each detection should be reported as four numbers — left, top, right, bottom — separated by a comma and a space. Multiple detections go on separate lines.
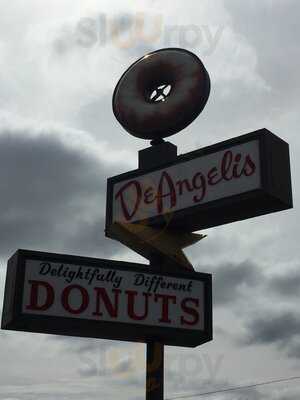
106, 129, 293, 235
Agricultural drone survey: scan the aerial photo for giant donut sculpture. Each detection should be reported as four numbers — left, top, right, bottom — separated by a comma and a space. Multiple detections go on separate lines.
113, 48, 211, 142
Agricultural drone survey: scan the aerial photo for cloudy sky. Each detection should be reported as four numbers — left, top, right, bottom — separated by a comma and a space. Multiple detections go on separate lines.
0, 0, 299, 399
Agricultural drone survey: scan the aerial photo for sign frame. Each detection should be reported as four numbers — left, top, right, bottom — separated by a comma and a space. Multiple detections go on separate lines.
1, 249, 212, 348
106, 129, 293, 234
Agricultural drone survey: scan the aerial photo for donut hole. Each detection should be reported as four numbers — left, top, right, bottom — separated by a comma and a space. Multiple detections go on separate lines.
149, 83, 172, 103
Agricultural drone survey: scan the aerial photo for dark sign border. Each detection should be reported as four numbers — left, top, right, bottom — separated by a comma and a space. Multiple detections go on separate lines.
1, 249, 212, 348
106, 129, 293, 234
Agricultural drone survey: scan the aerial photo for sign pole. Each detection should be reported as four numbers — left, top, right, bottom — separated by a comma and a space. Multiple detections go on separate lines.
146, 342, 164, 400
146, 255, 165, 400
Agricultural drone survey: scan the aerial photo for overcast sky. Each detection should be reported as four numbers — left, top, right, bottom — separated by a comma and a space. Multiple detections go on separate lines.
0, 1, 299, 399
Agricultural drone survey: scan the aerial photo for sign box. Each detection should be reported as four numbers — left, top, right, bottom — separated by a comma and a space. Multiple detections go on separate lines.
1, 250, 212, 348
106, 129, 293, 233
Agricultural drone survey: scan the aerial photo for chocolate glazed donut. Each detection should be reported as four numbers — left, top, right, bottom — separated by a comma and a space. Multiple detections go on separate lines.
113, 48, 211, 142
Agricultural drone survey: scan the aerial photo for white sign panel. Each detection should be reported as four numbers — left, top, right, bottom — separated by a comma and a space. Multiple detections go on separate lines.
23, 259, 205, 331
112, 140, 261, 223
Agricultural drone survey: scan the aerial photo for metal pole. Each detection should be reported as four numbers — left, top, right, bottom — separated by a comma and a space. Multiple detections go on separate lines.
146, 255, 165, 400
139, 139, 176, 400
146, 341, 164, 400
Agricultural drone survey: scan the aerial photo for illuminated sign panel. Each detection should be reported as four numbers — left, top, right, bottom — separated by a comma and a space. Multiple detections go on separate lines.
112, 140, 260, 223
106, 129, 293, 233
2, 250, 212, 347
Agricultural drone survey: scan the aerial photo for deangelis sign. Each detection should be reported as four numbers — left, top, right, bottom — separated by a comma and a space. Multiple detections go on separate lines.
112, 140, 259, 223
106, 129, 293, 234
